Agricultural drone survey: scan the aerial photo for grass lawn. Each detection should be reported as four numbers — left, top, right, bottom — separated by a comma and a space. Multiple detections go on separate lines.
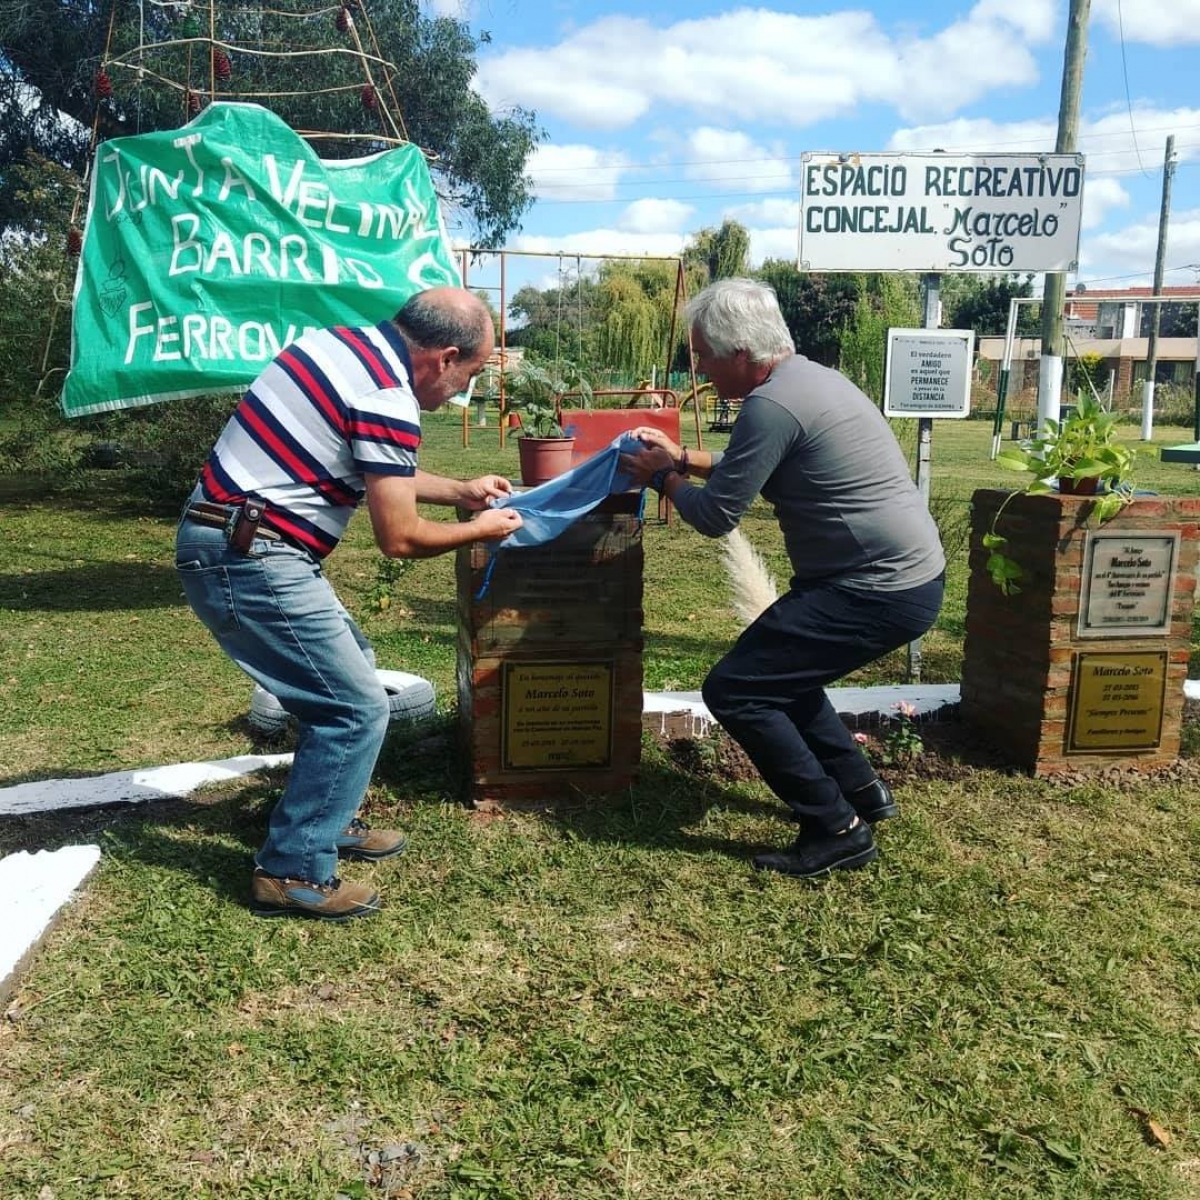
0, 414, 1198, 1197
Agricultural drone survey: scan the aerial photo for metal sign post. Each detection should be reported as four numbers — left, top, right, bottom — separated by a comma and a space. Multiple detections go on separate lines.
906, 274, 939, 682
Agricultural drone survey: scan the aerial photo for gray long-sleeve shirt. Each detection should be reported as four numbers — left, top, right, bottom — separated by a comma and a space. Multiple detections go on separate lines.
672, 354, 945, 591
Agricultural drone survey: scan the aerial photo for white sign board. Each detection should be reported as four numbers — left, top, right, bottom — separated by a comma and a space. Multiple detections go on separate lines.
884, 328, 974, 418
799, 152, 1085, 273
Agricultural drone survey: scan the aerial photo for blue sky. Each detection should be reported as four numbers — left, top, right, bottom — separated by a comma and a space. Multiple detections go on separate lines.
429, 0, 1200, 299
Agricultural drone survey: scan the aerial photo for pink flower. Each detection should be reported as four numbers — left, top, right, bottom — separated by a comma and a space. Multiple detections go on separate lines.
894, 700, 918, 719
853, 732, 869, 744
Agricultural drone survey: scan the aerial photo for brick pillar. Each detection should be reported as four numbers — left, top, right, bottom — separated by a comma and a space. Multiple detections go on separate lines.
456, 493, 644, 806
1116, 356, 1134, 401
963, 490, 1198, 776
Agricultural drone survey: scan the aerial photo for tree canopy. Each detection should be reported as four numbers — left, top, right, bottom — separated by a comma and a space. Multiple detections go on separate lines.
683, 219, 750, 283
0, 0, 540, 244
940, 273, 1039, 337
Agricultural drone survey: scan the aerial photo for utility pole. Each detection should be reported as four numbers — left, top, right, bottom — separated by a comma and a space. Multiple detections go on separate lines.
1142, 135, 1177, 441
1038, 0, 1091, 431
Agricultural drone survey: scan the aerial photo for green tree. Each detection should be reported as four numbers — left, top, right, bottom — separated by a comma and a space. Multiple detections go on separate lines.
683, 219, 750, 282
1069, 351, 1106, 400
593, 260, 681, 378
0, 153, 75, 399
838, 274, 920, 403
754, 260, 861, 367
0, 0, 539, 245
1138, 302, 1198, 339
941, 273, 1038, 336
507, 276, 602, 367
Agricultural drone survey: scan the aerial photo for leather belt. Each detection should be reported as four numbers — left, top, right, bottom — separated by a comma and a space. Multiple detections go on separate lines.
185, 500, 280, 544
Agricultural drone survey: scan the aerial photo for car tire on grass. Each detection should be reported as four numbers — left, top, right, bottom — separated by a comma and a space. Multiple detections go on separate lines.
247, 670, 436, 736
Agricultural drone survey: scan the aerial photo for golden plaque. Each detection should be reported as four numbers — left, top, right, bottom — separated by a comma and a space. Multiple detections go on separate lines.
502, 661, 613, 770
1067, 651, 1168, 753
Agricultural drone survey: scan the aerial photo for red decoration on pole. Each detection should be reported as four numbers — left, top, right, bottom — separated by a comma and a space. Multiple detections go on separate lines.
66, 228, 83, 257
360, 84, 377, 111
94, 70, 113, 99
213, 48, 232, 80
336, 6, 353, 33
186, 90, 203, 115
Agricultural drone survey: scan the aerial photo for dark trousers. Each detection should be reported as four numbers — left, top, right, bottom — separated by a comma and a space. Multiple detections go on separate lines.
701, 574, 944, 835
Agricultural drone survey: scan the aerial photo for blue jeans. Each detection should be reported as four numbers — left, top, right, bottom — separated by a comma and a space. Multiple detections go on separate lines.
701, 574, 944, 835
174, 515, 390, 883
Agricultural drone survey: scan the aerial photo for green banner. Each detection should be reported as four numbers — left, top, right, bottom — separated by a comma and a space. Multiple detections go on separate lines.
61, 103, 461, 417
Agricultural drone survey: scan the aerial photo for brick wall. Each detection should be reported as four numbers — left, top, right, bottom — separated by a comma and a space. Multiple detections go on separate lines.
963, 490, 1199, 775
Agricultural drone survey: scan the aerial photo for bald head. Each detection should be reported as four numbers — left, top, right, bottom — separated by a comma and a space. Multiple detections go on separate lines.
392, 287, 493, 360
391, 287, 495, 410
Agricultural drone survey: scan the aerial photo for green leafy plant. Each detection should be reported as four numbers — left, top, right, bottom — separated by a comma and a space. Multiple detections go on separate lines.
880, 701, 924, 765
984, 394, 1138, 594
365, 556, 415, 613
503, 360, 593, 438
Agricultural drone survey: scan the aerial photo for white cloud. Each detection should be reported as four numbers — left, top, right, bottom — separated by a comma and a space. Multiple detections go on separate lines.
526, 143, 630, 201
889, 107, 1200, 177
745, 226, 802, 268
616, 198, 695, 234
477, 2, 1051, 132
423, 0, 473, 16
678, 128, 795, 194
726, 198, 802, 227
1078, 209, 1200, 280
1093, 0, 1200, 46
1081, 177, 1131, 230
970, 0, 1058, 42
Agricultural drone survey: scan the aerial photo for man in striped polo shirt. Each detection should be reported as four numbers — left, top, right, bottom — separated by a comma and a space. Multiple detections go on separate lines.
175, 288, 522, 922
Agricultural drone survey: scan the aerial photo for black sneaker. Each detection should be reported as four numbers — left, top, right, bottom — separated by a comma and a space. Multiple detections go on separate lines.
847, 779, 899, 824
753, 819, 877, 879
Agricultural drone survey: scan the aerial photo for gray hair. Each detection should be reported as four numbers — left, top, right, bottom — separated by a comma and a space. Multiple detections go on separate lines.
393, 289, 491, 358
684, 278, 795, 365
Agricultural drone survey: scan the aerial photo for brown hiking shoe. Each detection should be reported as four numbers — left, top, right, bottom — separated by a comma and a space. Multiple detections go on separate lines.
250, 870, 381, 922
336, 817, 408, 862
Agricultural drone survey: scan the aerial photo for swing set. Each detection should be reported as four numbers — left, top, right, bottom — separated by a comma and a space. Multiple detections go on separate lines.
455, 248, 707, 455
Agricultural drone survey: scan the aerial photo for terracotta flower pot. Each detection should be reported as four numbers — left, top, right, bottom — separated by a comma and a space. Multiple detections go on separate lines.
517, 436, 575, 486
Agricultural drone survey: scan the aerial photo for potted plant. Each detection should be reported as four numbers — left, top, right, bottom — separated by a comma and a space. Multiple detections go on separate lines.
983, 393, 1138, 594
504, 360, 592, 485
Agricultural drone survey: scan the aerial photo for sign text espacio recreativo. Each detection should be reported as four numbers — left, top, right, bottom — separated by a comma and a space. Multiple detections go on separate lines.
799, 152, 1085, 274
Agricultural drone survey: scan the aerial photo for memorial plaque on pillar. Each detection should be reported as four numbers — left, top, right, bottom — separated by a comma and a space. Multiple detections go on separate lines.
1067, 651, 1168, 753
1078, 532, 1179, 638
502, 661, 614, 770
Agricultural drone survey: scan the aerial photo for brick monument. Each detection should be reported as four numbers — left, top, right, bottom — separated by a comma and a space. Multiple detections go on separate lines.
963, 491, 1199, 776
456, 493, 644, 806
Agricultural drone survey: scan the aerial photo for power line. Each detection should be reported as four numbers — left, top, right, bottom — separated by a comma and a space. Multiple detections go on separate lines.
528, 119, 1200, 175
530, 154, 1200, 205
1115, 0, 1152, 177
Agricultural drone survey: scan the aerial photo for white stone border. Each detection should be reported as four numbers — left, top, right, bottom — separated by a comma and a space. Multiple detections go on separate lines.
1, 846, 101, 1005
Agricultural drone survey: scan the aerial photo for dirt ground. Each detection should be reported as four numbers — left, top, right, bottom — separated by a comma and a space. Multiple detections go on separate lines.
658, 699, 1200, 792
5, 702, 1200, 859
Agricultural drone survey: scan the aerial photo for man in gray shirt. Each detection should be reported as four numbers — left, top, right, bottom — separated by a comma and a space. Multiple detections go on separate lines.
624, 278, 944, 879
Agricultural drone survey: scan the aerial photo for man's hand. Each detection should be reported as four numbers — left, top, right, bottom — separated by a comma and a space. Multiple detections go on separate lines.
470, 507, 523, 541
459, 474, 513, 510
619, 444, 674, 487
630, 427, 683, 461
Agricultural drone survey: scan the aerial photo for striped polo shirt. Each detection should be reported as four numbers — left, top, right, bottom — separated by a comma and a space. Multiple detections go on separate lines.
198, 320, 420, 559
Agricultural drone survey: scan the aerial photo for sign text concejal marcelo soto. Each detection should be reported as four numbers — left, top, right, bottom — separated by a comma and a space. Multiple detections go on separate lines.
61, 102, 461, 417
799, 151, 1085, 274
